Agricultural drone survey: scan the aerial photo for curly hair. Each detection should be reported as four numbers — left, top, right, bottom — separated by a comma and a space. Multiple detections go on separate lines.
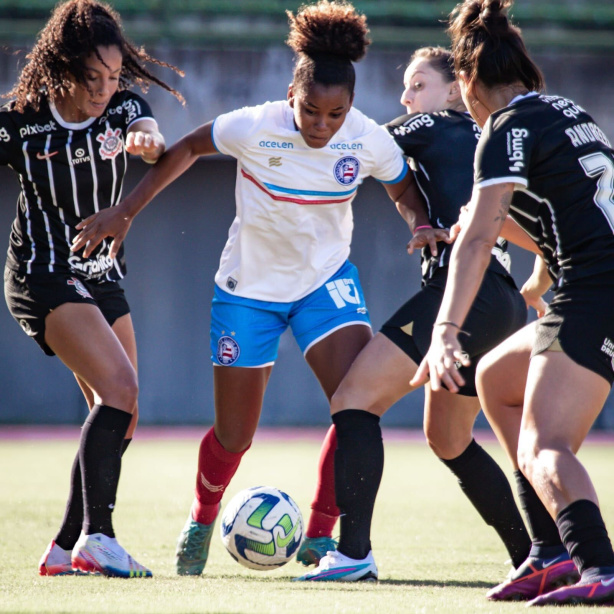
286, 0, 370, 97
6, 0, 184, 112
448, 0, 544, 92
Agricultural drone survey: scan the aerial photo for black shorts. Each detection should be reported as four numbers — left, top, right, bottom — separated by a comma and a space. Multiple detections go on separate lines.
4, 267, 130, 357
381, 268, 527, 396
533, 274, 614, 386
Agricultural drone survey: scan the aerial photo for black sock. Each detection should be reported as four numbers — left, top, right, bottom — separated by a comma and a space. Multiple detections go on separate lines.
514, 470, 563, 558
441, 440, 531, 568
334, 409, 383, 561
79, 404, 132, 537
54, 437, 133, 550
557, 499, 614, 575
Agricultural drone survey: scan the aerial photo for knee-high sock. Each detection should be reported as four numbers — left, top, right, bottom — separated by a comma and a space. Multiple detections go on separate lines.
55, 438, 132, 550
306, 424, 340, 538
514, 470, 564, 558
192, 427, 250, 525
80, 404, 131, 537
557, 499, 614, 575
441, 439, 531, 568
334, 410, 383, 561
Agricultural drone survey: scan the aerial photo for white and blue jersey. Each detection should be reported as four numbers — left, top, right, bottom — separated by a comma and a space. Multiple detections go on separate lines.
211, 100, 407, 303
208, 100, 407, 366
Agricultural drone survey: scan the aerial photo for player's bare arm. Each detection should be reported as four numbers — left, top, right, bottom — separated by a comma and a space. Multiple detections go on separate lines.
385, 171, 451, 257
410, 182, 515, 392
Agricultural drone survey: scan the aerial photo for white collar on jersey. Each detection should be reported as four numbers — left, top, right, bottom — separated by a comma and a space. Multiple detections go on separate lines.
49, 102, 98, 130
508, 91, 539, 107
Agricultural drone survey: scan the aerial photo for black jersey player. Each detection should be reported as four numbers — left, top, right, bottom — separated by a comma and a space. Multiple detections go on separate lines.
297, 46, 531, 581
2, 0, 183, 578
414, 0, 614, 606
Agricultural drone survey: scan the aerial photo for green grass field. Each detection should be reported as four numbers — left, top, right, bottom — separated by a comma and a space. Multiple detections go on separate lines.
1, 430, 612, 613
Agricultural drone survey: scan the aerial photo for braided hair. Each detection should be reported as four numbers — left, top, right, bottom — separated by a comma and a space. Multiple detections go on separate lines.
448, 0, 544, 92
6, 0, 184, 112
286, 0, 370, 98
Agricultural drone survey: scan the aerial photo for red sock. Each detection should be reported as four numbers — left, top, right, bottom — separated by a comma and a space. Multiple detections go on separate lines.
306, 425, 340, 538
191, 427, 249, 525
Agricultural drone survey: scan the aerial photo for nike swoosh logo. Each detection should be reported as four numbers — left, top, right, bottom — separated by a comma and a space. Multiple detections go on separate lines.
601, 576, 614, 587
36, 151, 59, 160
542, 554, 566, 568
275, 521, 299, 548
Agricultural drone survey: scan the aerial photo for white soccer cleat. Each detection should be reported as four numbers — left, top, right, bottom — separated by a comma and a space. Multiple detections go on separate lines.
39, 540, 86, 576
294, 549, 378, 582
71, 533, 152, 578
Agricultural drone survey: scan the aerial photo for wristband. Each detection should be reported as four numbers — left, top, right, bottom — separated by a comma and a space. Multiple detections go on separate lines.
414, 225, 433, 233
141, 155, 158, 165
434, 321, 471, 337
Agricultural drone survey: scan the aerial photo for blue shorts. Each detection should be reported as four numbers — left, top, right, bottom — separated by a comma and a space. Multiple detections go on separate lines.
210, 260, 371, 367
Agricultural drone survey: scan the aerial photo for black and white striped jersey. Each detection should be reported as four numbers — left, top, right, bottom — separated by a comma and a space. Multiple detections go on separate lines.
475, 92, 614, 286
0, 90, 153, 281
386, 109, 511, 281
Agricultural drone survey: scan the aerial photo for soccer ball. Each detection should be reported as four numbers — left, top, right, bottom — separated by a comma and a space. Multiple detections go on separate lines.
220, 486, 304, 570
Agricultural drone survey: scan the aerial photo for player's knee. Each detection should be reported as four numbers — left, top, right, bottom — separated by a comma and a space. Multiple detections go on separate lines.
102, 368, 139, 413
424, 424, 469, 459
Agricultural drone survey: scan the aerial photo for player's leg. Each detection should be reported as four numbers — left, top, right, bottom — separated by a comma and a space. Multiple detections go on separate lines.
298, 323, 372, 564
42, 313, 139, 575
522, 351, 614, 606
296, 332, 419, 581
176, 287, 282, 575
42, 302, 151, 578
424, 386, 531, 569
476, 323, 578, 600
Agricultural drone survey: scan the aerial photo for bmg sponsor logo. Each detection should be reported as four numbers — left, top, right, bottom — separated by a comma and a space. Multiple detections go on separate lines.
506, 127, 529, 172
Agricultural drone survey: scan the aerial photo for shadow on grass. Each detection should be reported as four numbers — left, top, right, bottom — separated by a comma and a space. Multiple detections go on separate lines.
209, 574, 493, 589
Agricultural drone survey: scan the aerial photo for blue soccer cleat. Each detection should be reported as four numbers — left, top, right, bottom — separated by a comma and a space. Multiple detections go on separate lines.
175, 508, 219, 576
296, 536, 338, 567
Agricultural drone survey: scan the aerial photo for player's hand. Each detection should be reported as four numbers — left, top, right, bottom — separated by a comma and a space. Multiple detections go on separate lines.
71, 206, 132, 259
450, 205, 470, 241
520, 284, 548, 318
409, 325, 469, 392
407, 227, 451, 256
126, 130, 165, 164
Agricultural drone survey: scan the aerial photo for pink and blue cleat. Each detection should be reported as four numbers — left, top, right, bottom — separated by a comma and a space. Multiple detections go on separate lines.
528, 569, 614, 606
487, 552, 579, 600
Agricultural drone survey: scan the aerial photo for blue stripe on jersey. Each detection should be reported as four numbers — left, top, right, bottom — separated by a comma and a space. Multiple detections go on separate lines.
262, 181, 358, 197
378, 162, 408, 184
211, 118, 221, 153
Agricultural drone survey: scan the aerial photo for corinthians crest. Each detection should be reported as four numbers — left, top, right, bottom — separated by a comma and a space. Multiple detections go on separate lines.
96, 127, 123, 160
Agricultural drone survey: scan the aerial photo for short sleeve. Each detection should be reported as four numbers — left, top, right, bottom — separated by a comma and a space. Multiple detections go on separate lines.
369, 124, 408, 184
385, 112, 432, 159
211, 106, 258, 159
0, 113, 16, 167
474, 113, 537, 189
122, 92, 155, 131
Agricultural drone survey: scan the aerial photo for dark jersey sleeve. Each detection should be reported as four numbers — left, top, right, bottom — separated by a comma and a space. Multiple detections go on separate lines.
474, 112, 538, 188
119, 91, 155, 132
385, 113, 435, 159
0, 108, 17, 166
